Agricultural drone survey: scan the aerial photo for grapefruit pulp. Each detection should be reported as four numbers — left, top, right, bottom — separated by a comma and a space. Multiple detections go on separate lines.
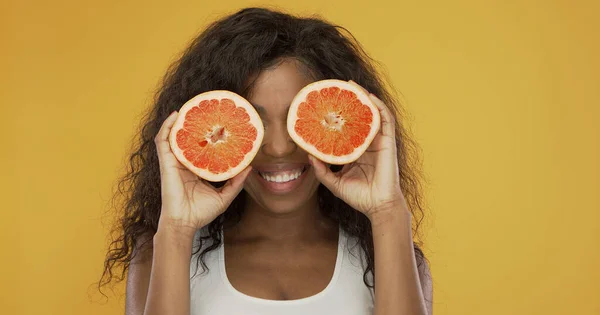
169, 91, 264, 182
287, 79, 380, 165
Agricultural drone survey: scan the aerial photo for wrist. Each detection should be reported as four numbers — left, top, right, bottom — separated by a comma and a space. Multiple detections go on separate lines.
157, 212, 201, 236
155, 221, 197, 246
368, 202, 412, 229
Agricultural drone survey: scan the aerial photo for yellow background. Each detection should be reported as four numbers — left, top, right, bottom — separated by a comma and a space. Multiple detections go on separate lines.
2, 0, 598, 314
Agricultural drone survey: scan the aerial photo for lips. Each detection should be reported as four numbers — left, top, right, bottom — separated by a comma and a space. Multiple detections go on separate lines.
251, 163, 311, 194
252, 163, 308, 172
258, 167, 306, 183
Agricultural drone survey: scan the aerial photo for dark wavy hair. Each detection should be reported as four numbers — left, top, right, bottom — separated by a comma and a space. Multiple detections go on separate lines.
99, 7, 426, 292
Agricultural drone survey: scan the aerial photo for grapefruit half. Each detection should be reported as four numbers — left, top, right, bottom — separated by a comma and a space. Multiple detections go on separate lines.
169, 91, 264, 182
287, 79, 381, 165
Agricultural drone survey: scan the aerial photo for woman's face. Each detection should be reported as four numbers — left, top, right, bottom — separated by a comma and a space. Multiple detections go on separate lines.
243, 59, 321, 214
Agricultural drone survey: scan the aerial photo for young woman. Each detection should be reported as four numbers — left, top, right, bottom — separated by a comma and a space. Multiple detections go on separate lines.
101, 7, 432, 315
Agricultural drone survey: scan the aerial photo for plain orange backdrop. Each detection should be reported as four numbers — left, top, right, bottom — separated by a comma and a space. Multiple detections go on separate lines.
2, 0, 599, 314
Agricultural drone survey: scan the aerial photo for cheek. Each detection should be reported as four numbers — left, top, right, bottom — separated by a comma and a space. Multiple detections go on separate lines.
242, 172, 261, 195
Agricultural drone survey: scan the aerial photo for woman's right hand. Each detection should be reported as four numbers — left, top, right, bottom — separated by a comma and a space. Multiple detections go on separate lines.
153, 111, 252, 236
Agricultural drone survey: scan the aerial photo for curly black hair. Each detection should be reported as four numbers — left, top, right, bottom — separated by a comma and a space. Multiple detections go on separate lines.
99, 7, 426, 292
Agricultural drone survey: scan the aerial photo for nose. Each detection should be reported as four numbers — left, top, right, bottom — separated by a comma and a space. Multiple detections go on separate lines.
260, 120, 297, 158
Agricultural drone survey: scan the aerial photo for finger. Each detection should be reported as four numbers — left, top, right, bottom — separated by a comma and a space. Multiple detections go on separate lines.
155, 111, 178, 152
308, 155, 342, 196
368, 94, 395, 138
155, 111, 180, 166
219, 166, 253, 202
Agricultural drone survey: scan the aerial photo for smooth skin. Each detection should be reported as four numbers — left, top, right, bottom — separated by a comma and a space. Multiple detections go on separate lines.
125, 59, 432, 315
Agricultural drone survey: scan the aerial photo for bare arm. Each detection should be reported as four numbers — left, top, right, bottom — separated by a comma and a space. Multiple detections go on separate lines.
145, 227, 195, 315
123, 111, 250, 315
124, 227, 195, 315
371, 210, 431, 315
125, 235, 153, 315
306, 85, 433, 314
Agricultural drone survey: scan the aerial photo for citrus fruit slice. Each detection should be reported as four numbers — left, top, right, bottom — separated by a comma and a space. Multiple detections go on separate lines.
287, 79, 380, 165
169, 91, 264, 182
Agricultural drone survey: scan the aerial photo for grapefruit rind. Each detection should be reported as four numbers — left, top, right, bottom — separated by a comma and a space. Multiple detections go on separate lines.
169, 90, 264, 182
287, 79, 381, 165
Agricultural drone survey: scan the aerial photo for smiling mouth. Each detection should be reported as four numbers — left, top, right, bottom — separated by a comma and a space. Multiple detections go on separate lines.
257, 166, 308, 183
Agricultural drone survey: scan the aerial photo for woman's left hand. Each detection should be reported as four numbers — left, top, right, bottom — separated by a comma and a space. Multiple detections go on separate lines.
308, 81, 409, 220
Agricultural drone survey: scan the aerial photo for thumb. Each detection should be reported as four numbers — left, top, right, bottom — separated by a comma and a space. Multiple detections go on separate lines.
308, 155, 342, 196
219, 166, 252, 202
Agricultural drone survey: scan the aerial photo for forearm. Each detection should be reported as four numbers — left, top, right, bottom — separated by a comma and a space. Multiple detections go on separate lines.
143, 225, 194, 315
371, 209, 428, 315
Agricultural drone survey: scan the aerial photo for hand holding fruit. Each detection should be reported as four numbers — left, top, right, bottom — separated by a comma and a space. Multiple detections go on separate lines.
308, 81, 409, 219
154, 111, 252, 235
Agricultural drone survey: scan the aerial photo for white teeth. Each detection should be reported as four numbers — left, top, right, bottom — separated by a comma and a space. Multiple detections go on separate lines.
260, 168, 304, 183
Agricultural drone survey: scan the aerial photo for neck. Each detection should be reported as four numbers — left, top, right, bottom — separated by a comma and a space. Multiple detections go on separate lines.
229, 196, 336, 243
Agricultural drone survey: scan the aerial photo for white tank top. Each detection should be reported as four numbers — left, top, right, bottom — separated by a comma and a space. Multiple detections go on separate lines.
189, 227, 374, 315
